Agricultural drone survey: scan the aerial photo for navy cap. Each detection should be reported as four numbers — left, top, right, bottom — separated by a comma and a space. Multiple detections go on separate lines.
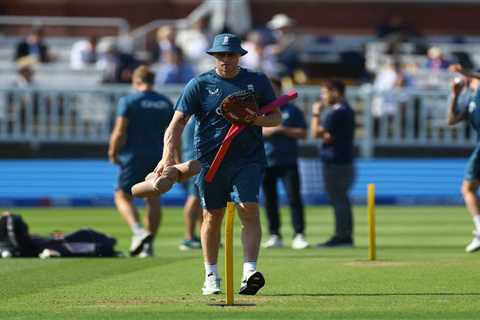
206, 33, 248, 56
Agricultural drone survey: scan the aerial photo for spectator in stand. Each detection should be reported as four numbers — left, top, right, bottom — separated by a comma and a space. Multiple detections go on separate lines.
8, 56, 38, 134
187, 0, 251, 37
241, 31, 267, 72
425, 47, 451, 71
371, 59, 413, 119
70, 36, 98, 70
263, 14, 302, 80
14, 27, 52, 63
176, 17, 213, 74
97, 39, 138, 84
150, 25, 177, 65
13, 56, 36, 88
154, 46, 196, 86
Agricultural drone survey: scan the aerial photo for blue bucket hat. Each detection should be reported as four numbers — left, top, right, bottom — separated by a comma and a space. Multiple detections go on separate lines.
206, 33, 248, 56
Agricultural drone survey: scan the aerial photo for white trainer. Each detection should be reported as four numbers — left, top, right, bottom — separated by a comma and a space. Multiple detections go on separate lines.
292, 234, 309, 250
466, 234, 480, 253
129, 230, 152, 256
202, 273, 221, 295
262, 235, 284, 248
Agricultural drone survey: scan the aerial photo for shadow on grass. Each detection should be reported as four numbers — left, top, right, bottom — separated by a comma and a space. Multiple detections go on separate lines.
208, 303, 256, 307
265, 292, 480, 297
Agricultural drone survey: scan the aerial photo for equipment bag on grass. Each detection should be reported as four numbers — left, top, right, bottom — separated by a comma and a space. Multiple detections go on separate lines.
0, 212, 41, 257
0, 211, 119, 258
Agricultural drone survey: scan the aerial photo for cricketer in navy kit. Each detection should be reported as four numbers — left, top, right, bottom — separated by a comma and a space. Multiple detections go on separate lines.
447, 64, 480, 253
179, 117, 203, 251
108, 65, 174, 258
155, 33, 281, 296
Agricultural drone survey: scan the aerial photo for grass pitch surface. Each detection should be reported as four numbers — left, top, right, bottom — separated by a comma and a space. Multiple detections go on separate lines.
1, 206, 479, 319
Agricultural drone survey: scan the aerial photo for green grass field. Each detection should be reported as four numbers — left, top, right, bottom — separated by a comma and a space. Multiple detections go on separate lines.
1, 205, 480, 319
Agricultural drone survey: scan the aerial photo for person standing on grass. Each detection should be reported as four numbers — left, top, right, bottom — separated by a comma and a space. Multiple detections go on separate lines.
448, 64, 480, 253
179, 117, 203, 251
310, 79, 356, 248
108, 65, 174, 258
154, 33, 281, 296
261, 77, 309, 250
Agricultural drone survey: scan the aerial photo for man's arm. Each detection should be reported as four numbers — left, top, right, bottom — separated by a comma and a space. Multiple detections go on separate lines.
108, 117, 128, 164
253, 109, 282, 127
447, 79, 468, 126
155, 111, 191, 173
450, 64, 480, 80
263, 126, 307, 139
310, 101, 333, 143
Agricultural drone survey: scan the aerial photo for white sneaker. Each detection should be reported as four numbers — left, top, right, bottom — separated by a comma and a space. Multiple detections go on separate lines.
262, 235, 283, 248
292, 234, 309, 250
202, 273, 221, 295
129, 230, 152, 256
466, 233, 480, 253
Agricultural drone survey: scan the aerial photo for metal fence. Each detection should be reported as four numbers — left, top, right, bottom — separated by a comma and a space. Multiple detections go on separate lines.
0, 85, 473, 157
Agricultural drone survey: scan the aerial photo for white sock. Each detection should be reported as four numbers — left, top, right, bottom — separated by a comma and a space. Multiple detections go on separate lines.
473, 215, 480, 233
243, 261, 257, 277
131, 223, 143, 235
204, 263, 218, 277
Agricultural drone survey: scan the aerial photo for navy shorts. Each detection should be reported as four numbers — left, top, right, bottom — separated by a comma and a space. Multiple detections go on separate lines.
117, 158, 158, 195
464, 146, 480, 181
196, 162, 265, 210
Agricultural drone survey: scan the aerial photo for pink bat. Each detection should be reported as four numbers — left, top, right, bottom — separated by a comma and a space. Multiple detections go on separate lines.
205, 90, 298, 183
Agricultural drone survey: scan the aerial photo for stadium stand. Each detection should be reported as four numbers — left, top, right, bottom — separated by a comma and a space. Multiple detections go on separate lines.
0, 1, 479, 207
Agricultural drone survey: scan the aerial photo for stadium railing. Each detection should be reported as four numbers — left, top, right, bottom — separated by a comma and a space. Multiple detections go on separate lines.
0, 85, 473, 157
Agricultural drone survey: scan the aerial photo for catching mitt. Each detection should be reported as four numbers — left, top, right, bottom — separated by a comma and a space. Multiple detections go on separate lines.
219, 90, 258, 125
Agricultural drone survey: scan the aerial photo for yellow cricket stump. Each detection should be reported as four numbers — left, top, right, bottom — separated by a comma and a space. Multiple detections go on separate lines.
368, 184, 376, 261
225, 202, 235, 305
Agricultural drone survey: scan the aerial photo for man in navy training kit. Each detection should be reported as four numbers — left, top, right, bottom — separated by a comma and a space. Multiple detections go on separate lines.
262, 77, 309, 250
108, 65, 174, 257
180, 117, 203, 250
448, 63, 480, 253
310, 79, 355, 247
155, 33, 281, 295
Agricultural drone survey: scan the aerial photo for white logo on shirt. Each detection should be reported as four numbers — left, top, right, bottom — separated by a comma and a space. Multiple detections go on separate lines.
223, 36, 229, 45
141, 100, 168, 109
281, 112, 289, 120
247, 84, 254, 92
469, 101, 477, 113
207, 87, 220, 96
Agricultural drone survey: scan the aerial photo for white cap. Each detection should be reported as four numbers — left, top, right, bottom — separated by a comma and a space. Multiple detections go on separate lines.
267, 14, 295, 30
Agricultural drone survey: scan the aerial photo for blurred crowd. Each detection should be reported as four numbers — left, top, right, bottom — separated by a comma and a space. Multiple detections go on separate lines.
9, 12, 472, 91
7, 8, 477, 131
9, 11, 308, 89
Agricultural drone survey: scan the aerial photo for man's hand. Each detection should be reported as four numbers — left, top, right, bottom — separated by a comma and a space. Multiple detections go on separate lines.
449, 63, 463, 74
312, 100, 326, 114
451, 77, 465, 96
154, 157, 176, 175
262, 126, 283, 137
108, 150, 119, 165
